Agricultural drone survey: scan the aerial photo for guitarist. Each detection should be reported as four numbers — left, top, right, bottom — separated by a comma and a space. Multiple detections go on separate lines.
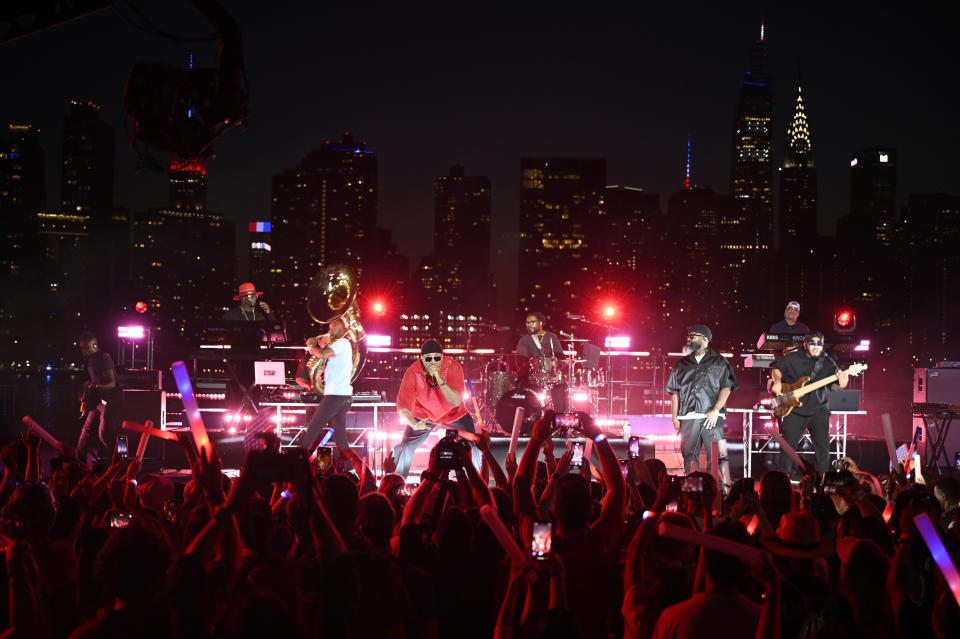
770, 331, 849, 476
77, 332, 120, 465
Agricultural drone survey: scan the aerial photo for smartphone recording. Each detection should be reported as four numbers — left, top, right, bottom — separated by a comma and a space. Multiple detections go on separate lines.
570, 440, 585, 469
531, 521, 553, 560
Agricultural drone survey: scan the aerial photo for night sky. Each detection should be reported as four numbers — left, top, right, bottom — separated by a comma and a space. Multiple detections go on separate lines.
3, 2, 959, 283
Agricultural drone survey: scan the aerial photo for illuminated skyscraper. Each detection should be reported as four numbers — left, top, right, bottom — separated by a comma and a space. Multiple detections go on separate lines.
518, 158, 605, 313
1, 124, 45, 217
61, 100, 114, 223
248, 221, 272, 286
848, 148, 897, 245
169, 157, 208, 211
778, 84, 818, 245
418, 165, 492, 314
729, 21, 773, 250
270, 132, 377, 337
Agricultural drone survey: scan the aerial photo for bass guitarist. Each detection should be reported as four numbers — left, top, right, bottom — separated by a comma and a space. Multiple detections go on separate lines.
769, 331, 849, 476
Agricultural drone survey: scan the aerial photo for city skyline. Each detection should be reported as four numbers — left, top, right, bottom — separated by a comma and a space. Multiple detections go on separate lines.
2, 3, 958, 275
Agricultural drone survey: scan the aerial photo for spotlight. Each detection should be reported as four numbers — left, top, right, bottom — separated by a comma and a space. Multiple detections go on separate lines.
603, 305, 616, 318
834, 309, 856, 333
372, 301, 386, 316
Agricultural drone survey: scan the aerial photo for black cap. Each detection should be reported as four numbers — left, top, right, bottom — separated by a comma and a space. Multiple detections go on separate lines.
420, 339, 443, 355
687, 324, 712, 341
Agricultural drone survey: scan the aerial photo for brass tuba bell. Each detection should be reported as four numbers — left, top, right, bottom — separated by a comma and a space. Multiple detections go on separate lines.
303, 265, 367, 394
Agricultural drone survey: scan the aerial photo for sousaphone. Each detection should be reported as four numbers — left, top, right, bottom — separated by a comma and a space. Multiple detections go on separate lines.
303, 265, 367, 394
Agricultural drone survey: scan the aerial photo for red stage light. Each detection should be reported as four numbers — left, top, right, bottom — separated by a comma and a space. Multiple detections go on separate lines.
135, 301, 147, 314
833, 309, 856, 333
604, 305, 616, 318
372, 301, 385, 315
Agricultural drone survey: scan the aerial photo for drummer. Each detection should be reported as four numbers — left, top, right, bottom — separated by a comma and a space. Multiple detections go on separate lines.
516, 311, 567, 411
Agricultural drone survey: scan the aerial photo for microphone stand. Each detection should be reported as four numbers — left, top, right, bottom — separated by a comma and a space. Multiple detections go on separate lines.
567, 315, 618, 418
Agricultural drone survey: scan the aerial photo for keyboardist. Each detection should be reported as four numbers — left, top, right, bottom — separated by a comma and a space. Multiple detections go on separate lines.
769, 300, 809, 336
222, 282, 277, 322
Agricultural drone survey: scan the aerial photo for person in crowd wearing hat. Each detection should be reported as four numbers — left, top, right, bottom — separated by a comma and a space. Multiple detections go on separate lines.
222, 282, 275, 321
770, 300, 810, 336
665, 325, 739, 474
770, 331, 849, 475
387, 340, 482, 477
301, 317, 354, 450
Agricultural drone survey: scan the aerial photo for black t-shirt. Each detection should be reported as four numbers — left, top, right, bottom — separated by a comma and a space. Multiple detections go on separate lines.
86, 350, 119, 402
773, 350, 840, 416
516, 332, 563, 358
769, 319, 810, 335
221, 306, 272, 321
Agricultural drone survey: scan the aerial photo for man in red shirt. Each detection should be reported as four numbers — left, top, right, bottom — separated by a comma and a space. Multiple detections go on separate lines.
389, 340, 482, 477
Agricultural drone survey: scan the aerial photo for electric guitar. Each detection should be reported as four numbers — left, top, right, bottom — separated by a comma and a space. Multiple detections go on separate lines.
771, 363, 868, 418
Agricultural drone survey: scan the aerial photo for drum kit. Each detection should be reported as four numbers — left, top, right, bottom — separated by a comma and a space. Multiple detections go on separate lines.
479, 334, 606, 436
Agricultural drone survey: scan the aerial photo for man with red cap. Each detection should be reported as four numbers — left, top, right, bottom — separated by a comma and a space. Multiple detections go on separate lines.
222, 282, 276, 321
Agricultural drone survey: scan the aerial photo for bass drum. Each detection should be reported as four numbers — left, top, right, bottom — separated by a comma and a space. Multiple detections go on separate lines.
496, 388, 543, 437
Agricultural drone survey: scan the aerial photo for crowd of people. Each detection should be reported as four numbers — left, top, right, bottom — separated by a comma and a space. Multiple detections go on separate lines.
0, 409, 958, 639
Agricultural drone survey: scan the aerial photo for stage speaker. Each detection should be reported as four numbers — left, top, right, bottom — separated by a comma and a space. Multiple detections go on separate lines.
120, 389, 166, 466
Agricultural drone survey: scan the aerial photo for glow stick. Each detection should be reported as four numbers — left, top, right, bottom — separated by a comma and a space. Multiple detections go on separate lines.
882, 501, 896, 524
465, 381, 486, 432
507, 407, 524, 460
914, 512, 960, 606
21, 416, 63, 453
122, 420, 178, 441
171, 361, 211, 455
763, 424, 804, 470
319, 429, 334, 447
881, 414, 898, 472
657, 521, 764, 563
479, 505, 537, 583
135, 420, 153, 462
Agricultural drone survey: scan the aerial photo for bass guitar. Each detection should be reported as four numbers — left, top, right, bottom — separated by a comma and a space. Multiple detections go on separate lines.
772, 363, 868, 418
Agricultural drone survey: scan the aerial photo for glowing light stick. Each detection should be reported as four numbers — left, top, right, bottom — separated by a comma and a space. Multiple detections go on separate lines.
479, 504, 537, 583
172, 361, 211, 456
507, 407, 524, 460
657, 521, 764, 563
914, 512, 960, 606
319, 429, 334, 447
882, 501, 896, 524
21, 416, 63, 453
465, 381, 486, 432
881, 414, 898, 472
135, 420, 153, 462
763, 424, 804, 470
122, 420, 178, 440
